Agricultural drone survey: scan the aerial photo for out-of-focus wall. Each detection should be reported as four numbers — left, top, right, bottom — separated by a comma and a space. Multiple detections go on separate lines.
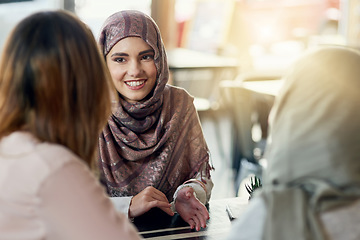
75, 0, 151, 40
0, 0, 63, 54
341, 0, 360, 48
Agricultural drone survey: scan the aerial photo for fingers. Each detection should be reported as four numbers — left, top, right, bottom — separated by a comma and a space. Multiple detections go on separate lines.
149, 187, 168, 199
129, 187, 173, 218
190, 205, 208, 230
144, 186, 169, 203
176, 196, 209, 231
186, 213, 208, 231
196, 208, 207, 228
187, 195, 209, 220
159, 206, 175, 216
188, 219, 195, 229
192, 215, 201, 231
197, 204, 209, 220
143, 187, 174, 216
139, 187, 169, 204
142, 199, 174, 216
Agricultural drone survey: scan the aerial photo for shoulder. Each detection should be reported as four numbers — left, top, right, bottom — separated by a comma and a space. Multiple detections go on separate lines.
2, 132, 81, 177
164, 84, 195, 111
165, 84, 193, 99
36, 140, 81, 170
0, 131, 83, 198
0, 131, 79, 166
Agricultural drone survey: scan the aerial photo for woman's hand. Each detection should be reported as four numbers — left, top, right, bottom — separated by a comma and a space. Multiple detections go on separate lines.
175, 187, 209, 231
128, 186, 174, 218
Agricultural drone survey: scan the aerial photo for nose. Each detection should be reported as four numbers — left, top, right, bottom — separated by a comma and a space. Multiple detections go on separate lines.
127, 60, 142, 77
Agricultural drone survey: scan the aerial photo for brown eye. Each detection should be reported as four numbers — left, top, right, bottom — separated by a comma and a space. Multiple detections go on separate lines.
141, 54, 154, 61
114, 57, 125, 63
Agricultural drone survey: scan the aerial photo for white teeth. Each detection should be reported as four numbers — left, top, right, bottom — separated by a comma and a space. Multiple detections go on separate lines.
126, 80, 145, 87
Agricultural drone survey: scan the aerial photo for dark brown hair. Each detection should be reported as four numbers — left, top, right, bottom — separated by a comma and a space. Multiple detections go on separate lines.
0, 10, 112, 165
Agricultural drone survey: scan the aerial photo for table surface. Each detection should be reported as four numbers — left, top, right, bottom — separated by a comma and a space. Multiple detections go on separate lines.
133, 197, 248, 240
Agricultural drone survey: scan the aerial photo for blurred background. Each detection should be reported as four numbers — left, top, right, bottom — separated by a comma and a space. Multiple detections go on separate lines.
1, 0, 359, 199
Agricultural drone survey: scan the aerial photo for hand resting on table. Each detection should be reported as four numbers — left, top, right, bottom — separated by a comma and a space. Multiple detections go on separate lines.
175, 186, 209, 231
129, 186, 174, 218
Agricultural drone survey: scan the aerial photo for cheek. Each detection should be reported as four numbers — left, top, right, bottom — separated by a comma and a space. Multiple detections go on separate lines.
149, 63, 157, 79
107, 64, 125, 80
151, 68, 157, 80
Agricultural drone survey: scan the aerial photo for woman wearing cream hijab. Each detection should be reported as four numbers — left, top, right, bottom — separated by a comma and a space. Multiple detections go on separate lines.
227, 46, 360, 240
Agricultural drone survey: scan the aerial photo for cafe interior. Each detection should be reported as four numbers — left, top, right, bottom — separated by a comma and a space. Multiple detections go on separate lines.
1, 0, 359, 239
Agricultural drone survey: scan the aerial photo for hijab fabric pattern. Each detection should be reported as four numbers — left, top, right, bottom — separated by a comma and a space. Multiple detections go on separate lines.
98, 10, 211, 200
259, 47, 360, 240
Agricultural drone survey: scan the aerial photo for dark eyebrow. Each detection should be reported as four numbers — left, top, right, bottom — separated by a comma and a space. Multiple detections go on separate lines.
110, 52, 128, 58
139, 49, 154, 55
110, 49, 154, 58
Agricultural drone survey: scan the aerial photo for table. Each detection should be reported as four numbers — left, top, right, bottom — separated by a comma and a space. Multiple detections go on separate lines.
133, 197, 248, 240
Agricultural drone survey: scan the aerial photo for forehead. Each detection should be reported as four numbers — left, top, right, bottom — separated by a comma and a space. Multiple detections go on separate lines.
109, 37, 153, 54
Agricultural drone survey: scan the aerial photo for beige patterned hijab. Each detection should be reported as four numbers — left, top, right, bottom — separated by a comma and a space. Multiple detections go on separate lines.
259, 47, 360, 240
97, 10, 211, 200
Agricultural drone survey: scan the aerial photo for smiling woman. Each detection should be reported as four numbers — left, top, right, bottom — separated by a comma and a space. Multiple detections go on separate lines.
106, 37, 157, 103
96, 10, 214, 232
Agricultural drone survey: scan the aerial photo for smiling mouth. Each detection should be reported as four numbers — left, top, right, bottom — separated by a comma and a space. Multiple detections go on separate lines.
125, 80, 145, 87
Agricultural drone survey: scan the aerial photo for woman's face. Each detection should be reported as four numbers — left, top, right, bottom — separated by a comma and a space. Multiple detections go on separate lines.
106, 37, 157, 103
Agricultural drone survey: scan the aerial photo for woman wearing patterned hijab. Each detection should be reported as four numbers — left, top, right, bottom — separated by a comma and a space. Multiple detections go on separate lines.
227, 46, 360, 240
97, 10, 214, 231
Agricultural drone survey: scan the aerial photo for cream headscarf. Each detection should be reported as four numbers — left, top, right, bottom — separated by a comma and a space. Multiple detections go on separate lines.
260, 47, 360, 240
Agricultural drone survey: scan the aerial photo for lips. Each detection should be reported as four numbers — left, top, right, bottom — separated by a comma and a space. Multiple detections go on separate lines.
124, 80, 146, 90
